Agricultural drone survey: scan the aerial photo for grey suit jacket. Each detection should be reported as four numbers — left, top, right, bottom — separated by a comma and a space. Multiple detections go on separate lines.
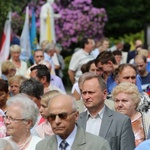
77, 106, 135, 150
36, 126, 111, 150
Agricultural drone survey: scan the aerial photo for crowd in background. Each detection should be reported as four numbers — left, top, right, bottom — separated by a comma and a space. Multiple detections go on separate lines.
0, 37, 150, 149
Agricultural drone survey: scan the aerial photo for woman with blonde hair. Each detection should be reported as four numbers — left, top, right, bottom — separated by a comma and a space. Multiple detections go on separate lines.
34, 90, 61, 138
9, 44, 28, 76
1, 60, 16, 80
8, 75, 27, 96
112, 82, 150, 146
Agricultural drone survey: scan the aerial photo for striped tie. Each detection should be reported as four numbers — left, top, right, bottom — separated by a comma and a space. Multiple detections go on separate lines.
60, 140, 69, 150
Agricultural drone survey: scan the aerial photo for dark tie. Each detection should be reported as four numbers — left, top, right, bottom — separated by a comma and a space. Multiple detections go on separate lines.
59, 140, 69, 150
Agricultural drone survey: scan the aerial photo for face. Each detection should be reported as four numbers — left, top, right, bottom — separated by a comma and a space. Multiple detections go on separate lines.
117, 66, 136, 84
0, 91, 8, 109
11, 52, 20, 61
81, 78, 106, 112
96, 61, 113, 76
135, 40, 142, 49
9, 69, 16, 77
114, 55, 122, 65
34, 51, 44, 64
30, 70, 37, 79
134, 59, 147, 75
114, 93, 136, 117
4, 105, 28, 136
48, 50, 55, 57
48, 95, 78, 139
10, 82, 20, 95
39, 100, 49, 118
89, 63, 98, 75
85, 39, 94, 52
102, 41, 109, 50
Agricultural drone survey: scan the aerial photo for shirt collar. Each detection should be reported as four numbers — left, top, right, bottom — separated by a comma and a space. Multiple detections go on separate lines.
56, 125, 77, 148
86, 105, 105, 119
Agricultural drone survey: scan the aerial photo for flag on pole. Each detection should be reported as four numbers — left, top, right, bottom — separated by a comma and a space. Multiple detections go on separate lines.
30, 8, 37, 51
0, 12, 11, 61
20, 6, 31, 61
46, 8, 52, 43
30, 7, 37, 63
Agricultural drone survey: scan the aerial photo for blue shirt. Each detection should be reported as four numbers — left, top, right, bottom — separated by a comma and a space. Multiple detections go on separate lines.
135, 139, 150, 150
107, 74, 143, 93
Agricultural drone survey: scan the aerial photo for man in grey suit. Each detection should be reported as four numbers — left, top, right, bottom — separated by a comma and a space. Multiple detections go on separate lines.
77, 72, 135, 150
36, 94, 110, 150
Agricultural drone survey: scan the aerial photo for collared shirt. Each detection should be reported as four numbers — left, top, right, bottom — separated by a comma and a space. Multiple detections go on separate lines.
86, 106, 105, 136
69, 49, 94, 82
50, 75, 66, 92
56, 125, 77, 150
44, 84, 66, 94
44, 52, 55, 70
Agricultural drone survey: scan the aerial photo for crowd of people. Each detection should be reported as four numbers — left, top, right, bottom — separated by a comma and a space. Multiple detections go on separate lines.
0, 37, 150, 150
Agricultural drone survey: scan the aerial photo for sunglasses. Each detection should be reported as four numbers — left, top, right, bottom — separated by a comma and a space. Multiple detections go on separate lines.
48, 111, 75, 121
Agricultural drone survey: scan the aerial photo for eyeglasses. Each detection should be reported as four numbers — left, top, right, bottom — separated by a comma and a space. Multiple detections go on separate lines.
48, 111, 76, 121
3, 116, 26, 123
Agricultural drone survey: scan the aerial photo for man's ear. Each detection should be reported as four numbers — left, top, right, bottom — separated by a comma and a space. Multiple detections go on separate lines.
25, 120, 33, 131
40, 76, 47, 84
107, 60, 113, 66
75, 111, 79, 122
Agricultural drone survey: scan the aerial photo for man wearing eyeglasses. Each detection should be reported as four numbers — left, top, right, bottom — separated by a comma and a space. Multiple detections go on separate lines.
36, 94, 111, 150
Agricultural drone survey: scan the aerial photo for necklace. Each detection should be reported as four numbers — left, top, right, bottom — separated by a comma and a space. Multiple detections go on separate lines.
10, 135, 32, 150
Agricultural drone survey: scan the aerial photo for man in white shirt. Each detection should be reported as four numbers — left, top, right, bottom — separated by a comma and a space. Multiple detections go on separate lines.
68, 37, 94, 84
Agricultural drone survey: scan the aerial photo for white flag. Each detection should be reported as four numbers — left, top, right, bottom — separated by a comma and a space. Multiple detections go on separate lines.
0, 12, 11, 61
20, 6, 31, 61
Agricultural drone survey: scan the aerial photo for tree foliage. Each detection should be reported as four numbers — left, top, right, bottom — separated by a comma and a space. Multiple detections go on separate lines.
92, 0, 150, 38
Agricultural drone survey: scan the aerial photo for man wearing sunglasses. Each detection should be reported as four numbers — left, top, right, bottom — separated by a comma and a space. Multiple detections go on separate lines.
36, 94, 110, 150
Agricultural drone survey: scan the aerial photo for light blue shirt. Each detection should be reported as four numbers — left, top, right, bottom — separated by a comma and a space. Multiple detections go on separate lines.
56, 125, 77, 150
135, 139, 150, 150
44, 52, 55, 70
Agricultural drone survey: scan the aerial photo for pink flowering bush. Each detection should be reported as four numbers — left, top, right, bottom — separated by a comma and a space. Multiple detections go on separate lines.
13, 0, 107, 48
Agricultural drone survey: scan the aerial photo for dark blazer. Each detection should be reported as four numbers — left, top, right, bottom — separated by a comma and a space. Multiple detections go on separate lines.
77, 106, 135, 150
36, 126, 111, 150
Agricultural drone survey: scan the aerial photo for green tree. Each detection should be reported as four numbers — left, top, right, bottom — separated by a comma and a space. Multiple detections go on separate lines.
92, 0, 150, 38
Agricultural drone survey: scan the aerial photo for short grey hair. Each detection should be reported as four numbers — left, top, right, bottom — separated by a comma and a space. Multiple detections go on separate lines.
44, 43, 55, 53
19, 78, 44, 99
6, 93, 39, 128
0, 139, 19, 150
79, 72, 106, 91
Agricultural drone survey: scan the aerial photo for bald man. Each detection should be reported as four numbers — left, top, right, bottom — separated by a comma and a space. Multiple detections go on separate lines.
36, 94, 110, 150
134, 54, 150, 91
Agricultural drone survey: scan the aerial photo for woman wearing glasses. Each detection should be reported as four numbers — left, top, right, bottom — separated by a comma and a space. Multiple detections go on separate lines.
4, 93, 41, 150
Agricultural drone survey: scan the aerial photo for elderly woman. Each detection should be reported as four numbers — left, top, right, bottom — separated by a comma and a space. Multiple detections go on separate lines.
4, 93, 41, 150
9, 44, 28, 76
112, 82, 150, 147
8, 75, 27, 96
1, 60, 16, 80
34, 90, 61, 138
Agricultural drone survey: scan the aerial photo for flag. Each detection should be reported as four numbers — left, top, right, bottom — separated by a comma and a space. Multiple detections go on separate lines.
20, 6, 31, 61
30, 8, 37, 51
46, 8, 52, 43
0, 12, 11, 61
